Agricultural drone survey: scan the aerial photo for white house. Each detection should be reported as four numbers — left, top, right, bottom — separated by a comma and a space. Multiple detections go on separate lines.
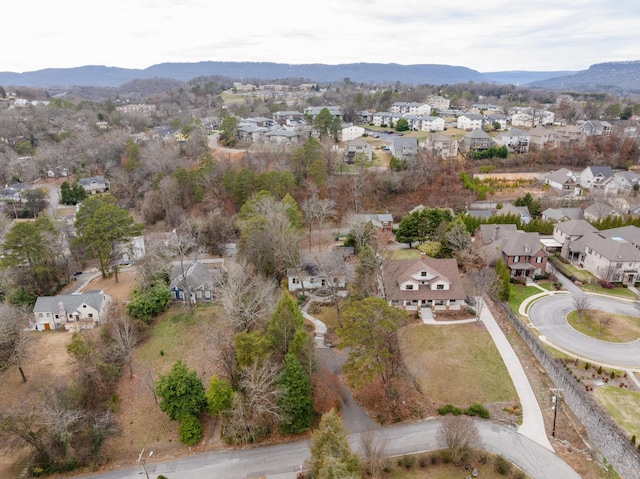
341, 124, 365, 141
457, 114, 485, 131
78, 176, 110, 194
545, 168, 580, 196
493, 128, 530, 153
32, 292, 112, 332
417, 116, 445, 132
381, 257, 466, 312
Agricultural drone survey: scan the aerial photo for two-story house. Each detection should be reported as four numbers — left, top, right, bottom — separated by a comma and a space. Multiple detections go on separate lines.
493, 128, 530, 153
32, 292, 112, 332
424, 133, 459, 159
528, 125, 557, 150
475, 225, 547, 278
553, 219, 599, 262
343, 139, 373, 163
79, 176, 110, 195
381, 257, 466, 313
544, 168, 580, 196
461, 129, 494, 152
457, 114, 485, 131
579, 166, 616, 193
390, 137, 418, 161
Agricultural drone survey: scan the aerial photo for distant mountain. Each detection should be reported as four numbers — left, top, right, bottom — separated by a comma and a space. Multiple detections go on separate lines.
1, 62, 484, 88
481, 70, 576, 86
1, 61, 638, 92
527, 61, 640, 94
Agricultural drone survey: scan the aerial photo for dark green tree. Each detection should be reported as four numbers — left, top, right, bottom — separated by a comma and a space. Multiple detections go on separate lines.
313, 108, 335, 139
155, 360, 207, 421
178, 415, 203, 445
267, 292, 305, 358
125, 280, 171, 323
513, 192, 540, 217
219, 115, 239, 147
1, 216, 62, 295
277, 354, 313, 434
60, 181, 88, 205
75, 199, 141, 281
395, 118, 409, 131
307, 409, 360, 479
206, 375, 234, 416
290, 137, 326, 185
337, 297, 407, 396
494, 259, 511, 301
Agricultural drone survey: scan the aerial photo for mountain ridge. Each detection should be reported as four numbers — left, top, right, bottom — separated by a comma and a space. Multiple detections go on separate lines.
0, 60, 638, 93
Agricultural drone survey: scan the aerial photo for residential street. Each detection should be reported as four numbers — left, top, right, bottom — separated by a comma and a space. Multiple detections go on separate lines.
76, 419, 580, 479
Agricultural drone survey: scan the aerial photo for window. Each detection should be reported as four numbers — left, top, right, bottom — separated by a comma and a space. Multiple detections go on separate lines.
88, 313, 93, 318
310, 278, 315, 284
436, 284, 444, 290
616, 263, 622, 268
38, 313, 43, 318
292, 278, 298, 284
513, 255, 520, 262
421, 271, 427, 277
536, 256, 543, 263
406, 284, 414, 290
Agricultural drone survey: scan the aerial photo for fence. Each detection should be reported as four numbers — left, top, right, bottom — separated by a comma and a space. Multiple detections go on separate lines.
497, 302, 640, 478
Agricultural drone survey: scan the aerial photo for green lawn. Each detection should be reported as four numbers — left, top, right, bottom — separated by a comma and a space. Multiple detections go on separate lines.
550, 258, 594, 282
580, 283, 638, 300
508, 285, 544, 314
391, 248, 423, 260
566, 310, 640, 343
135, 305, 214, 365
594, 386, 640, 440
399, 323, 517, 406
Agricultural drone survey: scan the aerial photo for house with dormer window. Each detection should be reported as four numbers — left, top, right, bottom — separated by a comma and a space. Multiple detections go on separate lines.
381, 257, 466, 313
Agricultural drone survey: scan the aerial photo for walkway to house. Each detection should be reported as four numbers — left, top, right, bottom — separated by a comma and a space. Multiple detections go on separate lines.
300, 299, 329, 349
479, 297, 554, 451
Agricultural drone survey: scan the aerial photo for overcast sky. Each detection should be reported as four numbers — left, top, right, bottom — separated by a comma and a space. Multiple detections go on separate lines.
4, 0, 639, 73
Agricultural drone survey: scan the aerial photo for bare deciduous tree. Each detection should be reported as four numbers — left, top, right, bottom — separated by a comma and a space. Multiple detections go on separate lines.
222, 360, 283, 444
0, 304, 31, 382
437, 415, 482, 465
359, 429, 388, 479
216, 261, 276, 332
573, 294, 592, 327
110, 313, 139, 379
595, 311, 613, 335
167, 221, 204, 314
302, 189, 337, 251
467, 267, 498, 322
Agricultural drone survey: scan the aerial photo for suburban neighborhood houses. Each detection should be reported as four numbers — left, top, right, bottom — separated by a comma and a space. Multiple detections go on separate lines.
2, 67, 640, 479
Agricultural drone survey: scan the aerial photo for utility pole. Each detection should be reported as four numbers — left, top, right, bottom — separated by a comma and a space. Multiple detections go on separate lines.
137, 448, 153, 479
550, 388, 564, 438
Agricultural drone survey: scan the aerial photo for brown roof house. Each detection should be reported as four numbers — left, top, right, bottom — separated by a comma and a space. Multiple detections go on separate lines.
475, 224, 547, 278
381, 257, 466, 314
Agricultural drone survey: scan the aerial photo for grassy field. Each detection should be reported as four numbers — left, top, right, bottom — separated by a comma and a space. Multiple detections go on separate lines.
580, 283, 638, 300
391, 248, 423, 260
508, 284, 544, 314
399, 323, 517, 406
594, 386, 640, 440
551, 259, 595, 283
103, 304, 223, 465
566, 310, 640, 343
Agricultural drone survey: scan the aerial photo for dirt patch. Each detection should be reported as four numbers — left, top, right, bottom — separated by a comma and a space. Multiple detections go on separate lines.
0, 332, 72, 478
84, 269, 138, 304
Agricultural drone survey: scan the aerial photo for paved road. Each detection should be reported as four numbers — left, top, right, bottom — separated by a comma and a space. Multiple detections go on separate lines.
77, 419, 579, 479
528, 294, 640, 368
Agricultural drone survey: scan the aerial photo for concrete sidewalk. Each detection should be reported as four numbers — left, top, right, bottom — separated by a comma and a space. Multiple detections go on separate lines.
479, 298, 554, 452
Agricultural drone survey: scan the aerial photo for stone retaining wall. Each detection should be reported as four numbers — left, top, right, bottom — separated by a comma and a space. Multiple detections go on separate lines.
497, 302, 640, 478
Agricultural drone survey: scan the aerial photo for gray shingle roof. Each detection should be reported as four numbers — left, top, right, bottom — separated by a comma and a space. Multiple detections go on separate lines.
34, 293, 108, 314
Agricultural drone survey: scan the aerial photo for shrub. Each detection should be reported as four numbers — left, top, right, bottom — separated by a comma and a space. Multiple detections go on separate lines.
179, 415, 203, 445
585, 362, 590, 371
632, 435, 636, 445
494, 455, 512, 475
598, 281, 615, 289
465, 403, 490, 419
157, 476, 168, 479
397, 455, 416, 468
610, 370, 616, 379
438, 404, 463, 416
598, 365, 603, 374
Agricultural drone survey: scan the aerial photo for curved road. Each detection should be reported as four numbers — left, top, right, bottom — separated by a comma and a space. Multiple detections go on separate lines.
77, 419, 579, 479
528, 294, 640, 368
